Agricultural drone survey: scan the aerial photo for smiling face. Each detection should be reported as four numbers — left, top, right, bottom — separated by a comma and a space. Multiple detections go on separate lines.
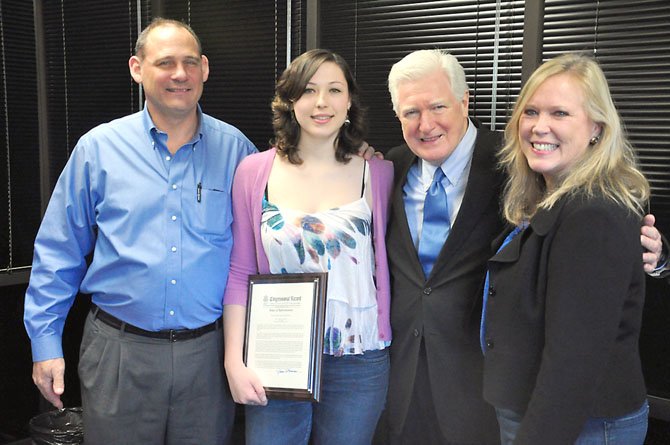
129, 24, 209, 127
518, 73, 601, 189
292, 61, 351, 146
395, 69, 469, 166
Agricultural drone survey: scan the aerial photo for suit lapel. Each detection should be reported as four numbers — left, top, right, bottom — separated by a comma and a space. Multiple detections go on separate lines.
389, 145, 426, 282
430, 128, 502, 281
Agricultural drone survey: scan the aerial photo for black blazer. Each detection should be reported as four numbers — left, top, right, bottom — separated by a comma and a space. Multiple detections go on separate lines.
483, 193, 647, 444
384, 126, 504, 444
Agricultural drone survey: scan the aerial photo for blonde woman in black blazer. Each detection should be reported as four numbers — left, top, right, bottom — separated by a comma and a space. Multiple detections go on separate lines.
481, 53, 651, 444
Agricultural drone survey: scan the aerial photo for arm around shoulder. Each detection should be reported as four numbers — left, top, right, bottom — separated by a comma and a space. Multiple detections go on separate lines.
641, 214, 669, 276
648, 233, 669, 279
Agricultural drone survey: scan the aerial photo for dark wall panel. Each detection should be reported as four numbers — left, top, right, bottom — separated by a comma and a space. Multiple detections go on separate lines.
0, 1, 40, 270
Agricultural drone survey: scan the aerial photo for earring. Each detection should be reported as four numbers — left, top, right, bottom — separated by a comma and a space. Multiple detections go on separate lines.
589, 135, 601, 145
343, 115, 351, 126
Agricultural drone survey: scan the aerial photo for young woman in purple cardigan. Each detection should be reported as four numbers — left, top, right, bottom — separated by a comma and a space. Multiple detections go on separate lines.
222, 49, 394, 445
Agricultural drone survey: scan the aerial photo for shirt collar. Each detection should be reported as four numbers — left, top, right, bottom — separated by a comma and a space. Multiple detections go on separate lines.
419, 118, 477, 191
142, 103, 204, 150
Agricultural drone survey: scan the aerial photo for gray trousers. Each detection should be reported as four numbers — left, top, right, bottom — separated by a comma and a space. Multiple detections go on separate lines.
78, 311, 234, 445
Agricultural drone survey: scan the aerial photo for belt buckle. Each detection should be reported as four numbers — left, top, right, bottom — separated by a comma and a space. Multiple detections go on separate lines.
169, 328, 194, 342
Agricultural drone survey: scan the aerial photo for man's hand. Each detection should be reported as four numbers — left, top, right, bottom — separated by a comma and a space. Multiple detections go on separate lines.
32, 358, 65, 409
356, 142, 384, 160
641, 214, 664, 273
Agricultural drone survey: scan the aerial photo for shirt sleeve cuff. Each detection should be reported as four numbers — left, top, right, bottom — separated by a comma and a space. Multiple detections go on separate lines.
31, 335, 64, 362
648, 258, 669, 278
647, 235, 669, 278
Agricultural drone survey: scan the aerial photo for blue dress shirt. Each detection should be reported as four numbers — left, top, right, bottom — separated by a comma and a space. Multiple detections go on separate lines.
24, 105, 257, 362
403, 119, 477, 250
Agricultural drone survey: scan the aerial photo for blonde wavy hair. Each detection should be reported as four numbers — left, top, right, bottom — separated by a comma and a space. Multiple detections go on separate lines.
499, 53, 649, 225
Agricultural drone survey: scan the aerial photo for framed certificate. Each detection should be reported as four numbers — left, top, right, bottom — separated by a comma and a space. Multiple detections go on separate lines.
244, 272, 328, 402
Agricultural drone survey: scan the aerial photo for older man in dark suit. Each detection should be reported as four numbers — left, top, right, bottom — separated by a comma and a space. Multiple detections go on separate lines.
376, 49, 666, 445
378, 49, 502, 445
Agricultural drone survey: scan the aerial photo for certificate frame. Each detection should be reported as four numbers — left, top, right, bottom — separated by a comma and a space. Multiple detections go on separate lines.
244, 272, 328, 402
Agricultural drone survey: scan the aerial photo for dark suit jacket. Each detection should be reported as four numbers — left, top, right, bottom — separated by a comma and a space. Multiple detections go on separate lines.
657, 233, 670, 282
385, 126, 504, 444
483, 193, 647, 444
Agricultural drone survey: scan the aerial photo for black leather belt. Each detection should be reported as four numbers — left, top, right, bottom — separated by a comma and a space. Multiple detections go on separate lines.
91, 305, 221, 342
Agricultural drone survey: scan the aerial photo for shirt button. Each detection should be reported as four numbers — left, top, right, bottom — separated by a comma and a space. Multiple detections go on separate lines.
171, 279, 177, 285
166, 155, 171, 161
172, 184, 177, 190
423, 287, 432, 295
486, 339, 494, 349
171, 215, 177, 221
171, 246, 177, 252
489, 287, 496, 297
413, 329, 420, 337
169, 310, 175, 316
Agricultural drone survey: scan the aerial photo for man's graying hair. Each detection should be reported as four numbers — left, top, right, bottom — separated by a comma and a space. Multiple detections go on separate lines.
388, 49, 469, 113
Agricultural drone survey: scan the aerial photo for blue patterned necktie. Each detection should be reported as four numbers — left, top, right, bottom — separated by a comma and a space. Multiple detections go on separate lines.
418, 168, 450, 277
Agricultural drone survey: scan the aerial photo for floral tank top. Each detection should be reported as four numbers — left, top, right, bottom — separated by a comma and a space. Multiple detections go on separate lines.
260, 165, 385, 356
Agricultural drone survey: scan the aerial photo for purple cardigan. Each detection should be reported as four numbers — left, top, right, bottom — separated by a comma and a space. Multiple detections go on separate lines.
223, 148, 394, 342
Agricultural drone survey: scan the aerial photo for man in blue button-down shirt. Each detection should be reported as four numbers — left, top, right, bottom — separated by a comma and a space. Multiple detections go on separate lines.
24, 18, 256, 444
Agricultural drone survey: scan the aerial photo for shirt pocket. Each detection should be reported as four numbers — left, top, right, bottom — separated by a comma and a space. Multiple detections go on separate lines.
193, 186, 232, 236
